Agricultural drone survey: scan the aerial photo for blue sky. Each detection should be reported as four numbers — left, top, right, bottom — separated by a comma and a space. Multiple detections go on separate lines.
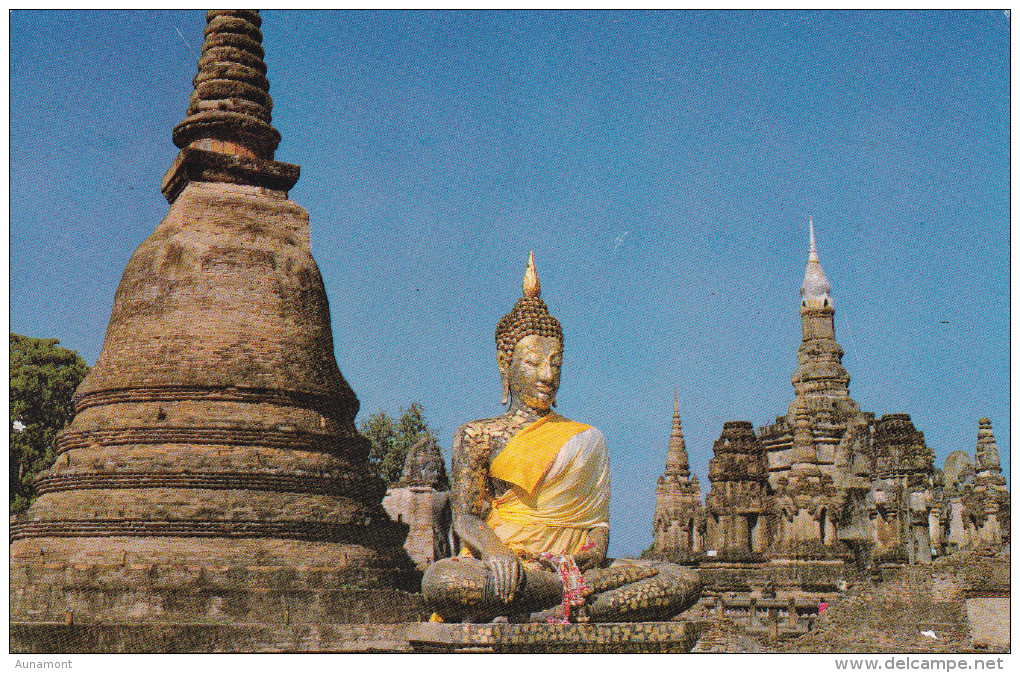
9, 10, 1010, 557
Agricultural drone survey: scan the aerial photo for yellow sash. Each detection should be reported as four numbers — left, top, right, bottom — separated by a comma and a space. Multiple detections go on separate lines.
489, 413, 591, 494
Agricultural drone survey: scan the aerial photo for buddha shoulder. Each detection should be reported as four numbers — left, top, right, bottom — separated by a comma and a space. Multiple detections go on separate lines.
455, 417, 501, 441
456, 413, 525, 440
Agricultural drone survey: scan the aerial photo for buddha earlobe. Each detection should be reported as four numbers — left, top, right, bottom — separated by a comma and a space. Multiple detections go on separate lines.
501, 375, 510, 406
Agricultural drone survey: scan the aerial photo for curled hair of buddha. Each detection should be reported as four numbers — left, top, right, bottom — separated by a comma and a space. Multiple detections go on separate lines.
495, 252, 564, 370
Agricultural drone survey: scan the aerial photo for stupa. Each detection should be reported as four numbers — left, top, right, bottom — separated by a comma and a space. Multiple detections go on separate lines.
11, 10, 418, 631
651, 391, 704, 560
968, 418, 1009, 546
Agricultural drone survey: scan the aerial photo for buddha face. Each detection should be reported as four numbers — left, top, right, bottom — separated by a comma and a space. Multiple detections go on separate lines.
506, 334, 562, 412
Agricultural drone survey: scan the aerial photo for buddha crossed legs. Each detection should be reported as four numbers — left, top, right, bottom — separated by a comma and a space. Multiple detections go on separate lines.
422, 253, 701, 623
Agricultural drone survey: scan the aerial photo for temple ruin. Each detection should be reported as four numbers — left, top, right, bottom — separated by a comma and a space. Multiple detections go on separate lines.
9, 10, 1008, 654
649, 222, 1010, 612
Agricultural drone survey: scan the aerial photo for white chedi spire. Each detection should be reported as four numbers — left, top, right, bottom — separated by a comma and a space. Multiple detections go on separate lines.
800, 218, 832, 309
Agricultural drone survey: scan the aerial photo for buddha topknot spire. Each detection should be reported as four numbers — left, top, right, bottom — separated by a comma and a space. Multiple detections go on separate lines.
161, 10, 299, 203
496, 253, 563, 367
522, 251, 541, 298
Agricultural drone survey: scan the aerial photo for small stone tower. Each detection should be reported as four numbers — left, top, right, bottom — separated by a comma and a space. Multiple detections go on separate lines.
870, 413, 939, 564
11, 10, 418, 627
382, 435, 454, 571
704, 421, 770, 556
970, 418, 1009, 546
652, 391, 703, 559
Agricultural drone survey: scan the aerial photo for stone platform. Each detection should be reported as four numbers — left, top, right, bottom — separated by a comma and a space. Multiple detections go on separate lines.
406, 621, 702, 653
11, 620, 702, 654
10, 622, 417, 653
11, 555, 428, 626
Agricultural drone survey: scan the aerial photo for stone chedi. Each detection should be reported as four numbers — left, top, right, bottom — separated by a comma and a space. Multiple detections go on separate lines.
651, 391, 704, 560
11, 10, 415, 626
970, 418, 1009, 545
422, 254, 701, 624
941, 419, 1010, 550
760, 220, 863, 557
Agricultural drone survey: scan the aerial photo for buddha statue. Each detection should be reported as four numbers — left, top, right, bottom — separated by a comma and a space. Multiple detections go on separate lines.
422, 253, 701, 623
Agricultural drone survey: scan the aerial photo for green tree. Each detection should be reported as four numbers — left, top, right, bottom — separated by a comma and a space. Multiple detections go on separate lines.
10, 333, 90, 514
359, 402, 434, 484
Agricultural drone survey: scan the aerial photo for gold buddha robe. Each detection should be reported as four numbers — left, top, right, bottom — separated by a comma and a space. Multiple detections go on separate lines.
486, 413, 610, 556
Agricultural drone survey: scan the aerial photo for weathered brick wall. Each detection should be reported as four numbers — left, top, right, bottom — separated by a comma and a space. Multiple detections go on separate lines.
12, 557, 429, 625
785, 551, 1011, 652
11, 623, 420, 653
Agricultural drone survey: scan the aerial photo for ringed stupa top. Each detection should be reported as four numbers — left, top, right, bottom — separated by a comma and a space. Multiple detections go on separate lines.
800, 219, 832, 309
161, 9, 299, 203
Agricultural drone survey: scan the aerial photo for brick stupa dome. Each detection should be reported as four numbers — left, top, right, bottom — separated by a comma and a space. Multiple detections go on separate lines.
11, 11, 419, 626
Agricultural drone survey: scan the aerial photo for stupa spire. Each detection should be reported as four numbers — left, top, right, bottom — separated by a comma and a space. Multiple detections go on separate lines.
175, 10, 280, 158
801, 218, 831, 309
788, 217, 856, 456
652, 390, 702, 557
161, 10, 299, 203
665, 388, 690, 476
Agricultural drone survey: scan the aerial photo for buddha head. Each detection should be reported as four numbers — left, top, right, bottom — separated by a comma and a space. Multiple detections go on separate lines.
495, 253, 564, 412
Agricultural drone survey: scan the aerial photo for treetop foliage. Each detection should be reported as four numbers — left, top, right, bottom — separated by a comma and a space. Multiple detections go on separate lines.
10, 332, 90, 514
359, 402, 435, 485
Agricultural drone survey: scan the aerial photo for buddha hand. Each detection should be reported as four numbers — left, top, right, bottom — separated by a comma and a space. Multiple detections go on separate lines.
484, 554, 525, 603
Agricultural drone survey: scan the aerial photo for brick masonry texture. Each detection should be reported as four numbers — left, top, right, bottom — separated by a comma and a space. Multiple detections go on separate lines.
10, 182, 416, 603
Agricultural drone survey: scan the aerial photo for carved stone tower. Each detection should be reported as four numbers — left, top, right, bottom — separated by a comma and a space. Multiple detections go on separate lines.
969, 418, 1009, 546
870, 413, 939, 564
705, 421, 770, 556
761, 221, 858, 555
652, 391, 703, 559
11, 11, 418, 626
